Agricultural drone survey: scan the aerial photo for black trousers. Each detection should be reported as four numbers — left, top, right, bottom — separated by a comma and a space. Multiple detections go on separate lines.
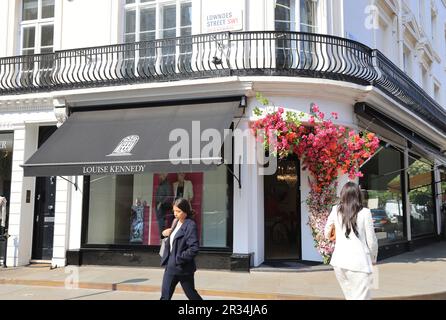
160, 272, 203, 300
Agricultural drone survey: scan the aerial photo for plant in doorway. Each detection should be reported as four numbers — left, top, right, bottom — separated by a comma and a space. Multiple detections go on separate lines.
251, 94, 380, 263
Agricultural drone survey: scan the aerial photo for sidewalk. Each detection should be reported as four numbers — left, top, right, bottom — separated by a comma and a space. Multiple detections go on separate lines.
0, 241, 445, 300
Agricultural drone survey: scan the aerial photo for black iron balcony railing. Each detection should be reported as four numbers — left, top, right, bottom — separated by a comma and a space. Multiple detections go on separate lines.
0, 31, 445, 131
372, 50, 446, 131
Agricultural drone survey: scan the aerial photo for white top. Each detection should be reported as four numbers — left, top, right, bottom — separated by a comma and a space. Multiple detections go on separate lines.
169, 221, 183, 252
324, 205, 378, 273
173, 180, 194, 201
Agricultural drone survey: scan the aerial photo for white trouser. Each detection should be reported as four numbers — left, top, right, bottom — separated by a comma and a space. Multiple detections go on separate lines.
334, 267, 372, 300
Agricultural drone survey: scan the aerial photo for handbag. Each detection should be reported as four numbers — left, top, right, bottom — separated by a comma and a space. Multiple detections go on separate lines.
329, 224, 336, 242
159, 219, 178, 257
159, 238, 168, 257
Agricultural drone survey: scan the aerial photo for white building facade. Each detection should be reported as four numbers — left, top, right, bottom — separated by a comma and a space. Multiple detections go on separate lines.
0, 0, 445, 270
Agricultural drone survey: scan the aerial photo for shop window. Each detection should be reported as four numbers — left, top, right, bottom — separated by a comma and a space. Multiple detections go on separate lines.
85, 166, 229, 248
439, 167, 446, 237
359, 142, 406, 245
408, 155, 436, 237
0, 133, 14, 261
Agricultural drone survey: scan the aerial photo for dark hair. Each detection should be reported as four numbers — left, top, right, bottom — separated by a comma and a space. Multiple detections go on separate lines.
338, 182, 363, 238
173, 198, 195, 219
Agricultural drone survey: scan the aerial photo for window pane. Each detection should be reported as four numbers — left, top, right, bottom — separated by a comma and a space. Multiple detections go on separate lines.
125, 34, 136, 43
22, 27, 36, 49
22, 49, 34, 56
359, 144, 406, 245
86, 169, 229, 248
140, 31, 156, 42
300, 0, 318, 33
408, 157, 435, 236
441, 169, 446, 237
162, 5, 176, 33
126, 0, 135, 4
22, 0, 38, 21
140, 7, 156, 32
42, 0, 55, 19
41, 25, 54, 47
125, 10, 136, 34
181, 2, 192, 27
0, 133, 14, 257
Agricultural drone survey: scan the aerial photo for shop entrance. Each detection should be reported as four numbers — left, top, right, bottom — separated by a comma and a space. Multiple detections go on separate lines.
264, 158, 301, 260
32, 126, 57, 260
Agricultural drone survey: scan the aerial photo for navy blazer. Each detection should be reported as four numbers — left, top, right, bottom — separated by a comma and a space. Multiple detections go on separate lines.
160, 218, 199, 275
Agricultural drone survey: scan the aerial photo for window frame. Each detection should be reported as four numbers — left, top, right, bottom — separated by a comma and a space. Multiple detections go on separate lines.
407, 152, 438, 238
274, 0, 319, 33
122, 0, 192, 44
19, 0, 55, 55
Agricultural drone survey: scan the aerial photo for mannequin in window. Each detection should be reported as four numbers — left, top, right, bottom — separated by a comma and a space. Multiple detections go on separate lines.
173, 173, 193, 203
155, 173, 173, 238
130, 197, 145, 243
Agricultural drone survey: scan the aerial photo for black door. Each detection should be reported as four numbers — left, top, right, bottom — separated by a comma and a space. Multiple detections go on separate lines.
264, 158, 301, 260
32, 126, 57, 260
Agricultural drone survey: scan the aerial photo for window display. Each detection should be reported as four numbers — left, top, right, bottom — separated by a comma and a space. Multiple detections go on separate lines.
0, 133, 13, 260
85, 166, 229, 248
359, 143, 406, 245
408, 155, 436, 237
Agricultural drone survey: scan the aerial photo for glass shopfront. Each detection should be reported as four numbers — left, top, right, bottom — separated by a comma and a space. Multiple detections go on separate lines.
359, 142, 406, 245
440, 167, 446, 238
0, 133, 13, 261
408, 155, 436, 237
85, 165, 230, 248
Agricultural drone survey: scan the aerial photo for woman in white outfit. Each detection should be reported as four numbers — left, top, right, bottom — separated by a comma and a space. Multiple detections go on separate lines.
324, 182, 378, 300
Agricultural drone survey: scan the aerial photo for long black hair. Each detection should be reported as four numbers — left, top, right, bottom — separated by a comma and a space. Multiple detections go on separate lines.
338, 182, 363, 238
173, 198, 195, 220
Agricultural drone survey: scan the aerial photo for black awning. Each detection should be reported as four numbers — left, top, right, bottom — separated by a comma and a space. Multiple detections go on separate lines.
23, 100, 240, 177
355, 103, 446, 166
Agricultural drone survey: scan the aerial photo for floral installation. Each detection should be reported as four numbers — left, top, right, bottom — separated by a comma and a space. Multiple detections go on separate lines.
251, 94, 380, 263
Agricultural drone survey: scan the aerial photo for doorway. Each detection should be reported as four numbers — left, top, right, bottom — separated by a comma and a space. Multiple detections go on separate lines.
264, 158, 301, 260
31, 126, 57, 260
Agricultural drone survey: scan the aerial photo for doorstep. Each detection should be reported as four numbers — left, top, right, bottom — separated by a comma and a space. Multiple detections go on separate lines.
252, 261, 333, 273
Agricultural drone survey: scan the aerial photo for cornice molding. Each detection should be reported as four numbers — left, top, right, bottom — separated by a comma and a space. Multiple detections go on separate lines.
0, 97, 54, 113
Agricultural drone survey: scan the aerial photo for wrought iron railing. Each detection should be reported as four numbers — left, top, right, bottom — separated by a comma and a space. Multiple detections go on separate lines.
0, 31, 377, 93
0, 31, 445, 130
372, 50, 446, 132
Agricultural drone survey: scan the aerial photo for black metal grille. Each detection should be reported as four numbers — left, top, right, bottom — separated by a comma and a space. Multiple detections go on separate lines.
0, 31, 445, 131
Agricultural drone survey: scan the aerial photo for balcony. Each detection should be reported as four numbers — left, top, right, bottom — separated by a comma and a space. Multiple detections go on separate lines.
1, 31, 445, 131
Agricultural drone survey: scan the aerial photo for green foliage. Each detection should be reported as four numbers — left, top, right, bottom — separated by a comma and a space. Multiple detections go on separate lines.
256, 92, 269, 106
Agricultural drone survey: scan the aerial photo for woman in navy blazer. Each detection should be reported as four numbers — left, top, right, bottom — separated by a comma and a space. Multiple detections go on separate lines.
160, 198, 202, 300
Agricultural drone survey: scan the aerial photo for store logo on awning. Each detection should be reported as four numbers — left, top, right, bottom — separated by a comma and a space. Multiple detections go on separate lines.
107, 135, 139, 157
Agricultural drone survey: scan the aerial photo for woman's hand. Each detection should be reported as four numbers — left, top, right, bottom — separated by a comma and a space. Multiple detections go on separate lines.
162, 228, 172, 237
